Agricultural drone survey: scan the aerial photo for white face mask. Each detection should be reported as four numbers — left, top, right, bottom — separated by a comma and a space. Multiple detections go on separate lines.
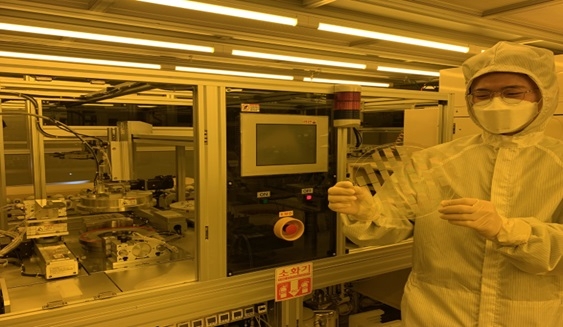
471, 97, 539, 134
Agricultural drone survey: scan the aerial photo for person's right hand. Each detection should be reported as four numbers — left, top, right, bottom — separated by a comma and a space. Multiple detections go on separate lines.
328, 181, 377, 221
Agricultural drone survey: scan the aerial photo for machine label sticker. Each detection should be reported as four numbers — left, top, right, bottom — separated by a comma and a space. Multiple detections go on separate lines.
256, 191, 270, 198
241, 103, 260, 112
301, 188, 314, 194
121, 198, 138, 206
274, 262, 313, 302
279, 211, 294, 218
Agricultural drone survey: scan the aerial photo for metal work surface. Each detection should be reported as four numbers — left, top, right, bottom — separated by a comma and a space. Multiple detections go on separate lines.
0, 240, 412, 327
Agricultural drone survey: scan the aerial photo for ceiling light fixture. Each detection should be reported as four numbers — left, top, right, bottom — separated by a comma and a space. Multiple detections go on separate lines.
138, 0, 298, 26
303, 77, 390, 88
0, 23, 214, 53
232, 50, 366, 69
377, 66, 440, 77
318, 23, 469, 53
0, 51, 161, 69
175, 66, 294, 80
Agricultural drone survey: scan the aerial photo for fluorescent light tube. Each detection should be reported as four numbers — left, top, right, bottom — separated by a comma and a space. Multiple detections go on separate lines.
138, 0, 297, 26
0, 23, 214, 53
175, 66, 294, 80
0, 51, 161, 69
303, 77, 389, 88
318, 23, 469, 53
377, 66, 440, 77
232, 50, 366, 69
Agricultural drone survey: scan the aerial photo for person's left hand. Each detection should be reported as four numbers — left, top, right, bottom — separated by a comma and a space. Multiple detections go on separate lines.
438, 198, 503, 239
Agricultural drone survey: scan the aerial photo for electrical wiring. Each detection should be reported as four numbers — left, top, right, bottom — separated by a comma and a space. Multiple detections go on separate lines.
352, 126, 363, 147
0, 257, 21, 267
1, 109, 100, 174
0, 219, 27, 258
0, 96, 109, 186
0, 91, 105, 144
0, 229, 21, 257
20, 264, 45, 278
255, 316, 273, 327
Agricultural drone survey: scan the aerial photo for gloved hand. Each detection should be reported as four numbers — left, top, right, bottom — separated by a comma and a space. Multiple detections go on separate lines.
328, 181, 377, 221
438, 198, 503, 239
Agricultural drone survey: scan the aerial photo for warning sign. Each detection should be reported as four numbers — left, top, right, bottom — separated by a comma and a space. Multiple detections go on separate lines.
275, 262, 313, 302
241, 103, 260, 112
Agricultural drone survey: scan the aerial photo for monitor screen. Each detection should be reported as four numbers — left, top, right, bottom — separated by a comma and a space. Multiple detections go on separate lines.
240, 113, 329, 176
255, 124, 317, 166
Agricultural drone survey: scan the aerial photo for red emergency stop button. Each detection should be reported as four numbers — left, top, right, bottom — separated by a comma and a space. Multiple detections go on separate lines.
283, 223, 298, 235
273, 217, 305, 241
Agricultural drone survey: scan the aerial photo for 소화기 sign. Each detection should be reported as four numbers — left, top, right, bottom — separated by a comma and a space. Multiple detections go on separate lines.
274, 262, 313, 301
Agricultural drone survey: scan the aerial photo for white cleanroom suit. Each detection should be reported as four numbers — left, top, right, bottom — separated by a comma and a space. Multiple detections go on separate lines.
330, 41, 563, 326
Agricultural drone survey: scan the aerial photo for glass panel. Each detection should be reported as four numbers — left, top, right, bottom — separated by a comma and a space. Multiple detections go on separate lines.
0, 75, 198, 314
346, 94, 445, 251
4, 154, 32, 186
225, 88, 337, 275
42, 103, 193, 127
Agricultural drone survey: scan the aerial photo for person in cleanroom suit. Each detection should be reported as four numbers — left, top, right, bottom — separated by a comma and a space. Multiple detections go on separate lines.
328, 41, 563, 327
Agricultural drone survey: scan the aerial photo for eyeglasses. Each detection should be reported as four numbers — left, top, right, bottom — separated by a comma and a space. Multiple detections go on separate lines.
467, 88, 538, 105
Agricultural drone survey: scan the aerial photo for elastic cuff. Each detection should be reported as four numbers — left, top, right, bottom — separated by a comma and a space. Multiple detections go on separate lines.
494, 217, 532, 246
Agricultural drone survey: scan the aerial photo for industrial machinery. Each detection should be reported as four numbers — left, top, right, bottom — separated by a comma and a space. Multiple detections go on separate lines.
0, 124, 193, 276
0, 60, 451, 326
0, 87, 197, 317
226, 103, 337, 275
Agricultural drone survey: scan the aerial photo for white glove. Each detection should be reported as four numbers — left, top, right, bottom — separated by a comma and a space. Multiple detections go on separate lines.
328, 181, 377, 221
438, 198, 503, 239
